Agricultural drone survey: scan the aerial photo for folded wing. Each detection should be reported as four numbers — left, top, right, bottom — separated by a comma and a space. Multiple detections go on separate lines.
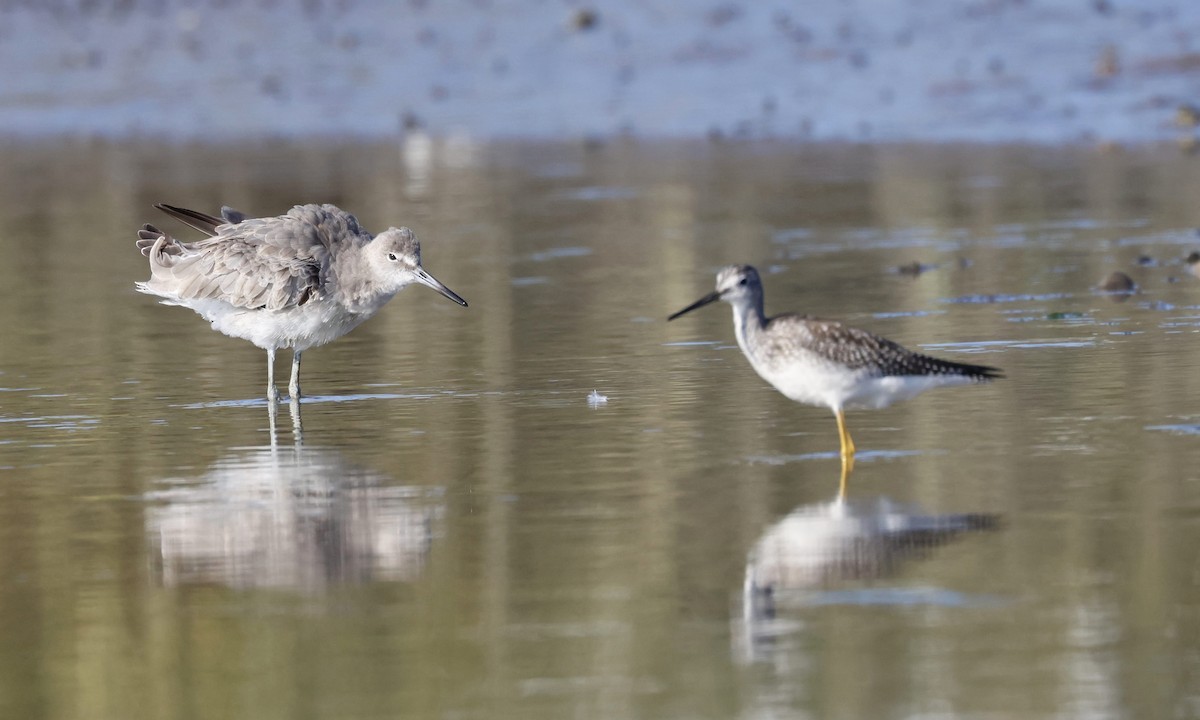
136, 203, 374, 311
764, 315, 1002, 380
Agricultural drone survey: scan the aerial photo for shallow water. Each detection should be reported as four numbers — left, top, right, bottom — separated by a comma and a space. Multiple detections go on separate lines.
1, 138, 1199, 719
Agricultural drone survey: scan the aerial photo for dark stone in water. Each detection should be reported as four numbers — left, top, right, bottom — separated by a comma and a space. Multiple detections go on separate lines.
894, 261, 936, 276
1098, 270, 1136, 295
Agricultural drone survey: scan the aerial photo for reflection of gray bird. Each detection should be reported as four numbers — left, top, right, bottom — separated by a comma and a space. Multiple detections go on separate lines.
669, 265, 1001, 460
136, 203, 467, 402
743, 496, 999, 621
145, 445, 443, 590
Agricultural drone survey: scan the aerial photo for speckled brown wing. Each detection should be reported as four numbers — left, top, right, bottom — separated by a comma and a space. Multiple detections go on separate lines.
763, 314, 1002, 380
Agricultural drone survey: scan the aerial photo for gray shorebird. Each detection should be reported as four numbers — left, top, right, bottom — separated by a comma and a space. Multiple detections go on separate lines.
668, 265, 1000, 460
136, 203, 467, 402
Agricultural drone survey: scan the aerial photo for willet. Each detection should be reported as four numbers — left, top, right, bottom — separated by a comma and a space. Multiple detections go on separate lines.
668, 265, 1001, 462
136, 203, 467, 402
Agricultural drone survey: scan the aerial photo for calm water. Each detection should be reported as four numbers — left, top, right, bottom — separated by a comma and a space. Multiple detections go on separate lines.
1, 138, 1199, 719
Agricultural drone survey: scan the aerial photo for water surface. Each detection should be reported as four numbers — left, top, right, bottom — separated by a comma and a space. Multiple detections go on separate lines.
1, 139, 1199, 719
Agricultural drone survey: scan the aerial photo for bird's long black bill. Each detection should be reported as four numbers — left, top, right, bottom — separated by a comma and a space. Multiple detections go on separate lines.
667, 291, 721, 321
416, 269, 468, 307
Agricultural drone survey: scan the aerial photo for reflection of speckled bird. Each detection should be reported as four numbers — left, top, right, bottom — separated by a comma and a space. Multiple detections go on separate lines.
136, 203, 467, 402
742, 495, 999, 624
669, 265, 1001, 460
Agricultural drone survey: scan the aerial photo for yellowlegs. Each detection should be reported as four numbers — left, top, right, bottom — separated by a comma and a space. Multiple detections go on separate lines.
136, 203, 467, 402
740, 492, 998, 644
668, 265, 1001, 459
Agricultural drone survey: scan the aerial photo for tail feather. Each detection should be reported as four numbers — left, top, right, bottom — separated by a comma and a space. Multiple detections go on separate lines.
135, 224, 183, 257
925, 355, 1003, 381
895, 351, 1003, 381
154, 203, 245, 236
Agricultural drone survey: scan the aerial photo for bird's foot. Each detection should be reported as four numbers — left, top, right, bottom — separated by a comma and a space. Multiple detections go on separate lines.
288, 382, 300, 402
267, 384, 279, 404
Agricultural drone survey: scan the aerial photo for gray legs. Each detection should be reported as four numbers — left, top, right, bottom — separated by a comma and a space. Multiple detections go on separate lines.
266, 348, 303, 403
288, 351, 302, 401
266, 348, 279, 403
267, 348, 303, 443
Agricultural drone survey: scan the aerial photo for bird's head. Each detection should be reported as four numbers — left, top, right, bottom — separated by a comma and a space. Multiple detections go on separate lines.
668, 264, 761, 320
370, 227, 467, 306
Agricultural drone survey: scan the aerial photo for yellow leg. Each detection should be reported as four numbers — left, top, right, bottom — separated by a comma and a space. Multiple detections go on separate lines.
833, 409, 856, 499
835, 408, 856, 459
838, 453, 852, 500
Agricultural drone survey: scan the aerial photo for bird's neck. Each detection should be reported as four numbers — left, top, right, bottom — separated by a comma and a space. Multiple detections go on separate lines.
731, 296, 766, 353
332, 257, 398, 314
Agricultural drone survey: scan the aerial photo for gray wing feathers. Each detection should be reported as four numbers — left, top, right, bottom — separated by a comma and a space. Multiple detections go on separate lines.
137, 207, 331, 310
149, 239, 319, 310
282, 204, 367, 250
221, 206, 247, 225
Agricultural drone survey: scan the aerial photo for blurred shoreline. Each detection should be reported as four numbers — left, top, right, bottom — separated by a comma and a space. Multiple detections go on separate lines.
3, 0, 1200, 144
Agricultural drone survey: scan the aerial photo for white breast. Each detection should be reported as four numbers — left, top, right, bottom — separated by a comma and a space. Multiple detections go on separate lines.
168, 296, 371, 352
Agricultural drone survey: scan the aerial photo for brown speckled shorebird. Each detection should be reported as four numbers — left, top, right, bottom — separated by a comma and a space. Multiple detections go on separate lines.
136, 203, 467, 403
668, 265, 1001, 463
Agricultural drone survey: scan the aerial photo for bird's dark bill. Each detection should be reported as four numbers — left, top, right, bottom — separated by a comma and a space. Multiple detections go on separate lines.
416, 270, 469, 307
668, 290, 721, 321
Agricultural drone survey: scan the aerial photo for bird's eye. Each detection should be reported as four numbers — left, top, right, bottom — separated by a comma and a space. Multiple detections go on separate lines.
387, 253, 398, 261
738, 277, 748, 286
